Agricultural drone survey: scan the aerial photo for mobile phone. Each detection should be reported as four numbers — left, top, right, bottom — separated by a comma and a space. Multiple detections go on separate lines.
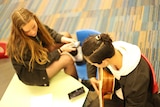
73, 41, 80, 48
70, 41, 80, 48
68, 87, 85, 99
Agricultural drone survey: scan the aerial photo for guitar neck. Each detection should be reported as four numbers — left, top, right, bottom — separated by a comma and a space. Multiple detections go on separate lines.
98, 67, 115, 107
98, 67, 104, 107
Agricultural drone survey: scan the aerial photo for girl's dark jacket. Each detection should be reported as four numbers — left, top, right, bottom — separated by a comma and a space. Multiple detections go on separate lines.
11, 25, 63, 86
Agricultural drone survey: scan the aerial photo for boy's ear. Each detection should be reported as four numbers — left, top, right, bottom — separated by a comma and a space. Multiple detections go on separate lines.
102, 58, 109, 64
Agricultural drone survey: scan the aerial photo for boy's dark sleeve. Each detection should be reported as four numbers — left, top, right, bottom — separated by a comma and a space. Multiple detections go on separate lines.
86, 62, 97, 78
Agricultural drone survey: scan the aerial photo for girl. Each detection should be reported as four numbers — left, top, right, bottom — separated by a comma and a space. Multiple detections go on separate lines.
7, 8, 78, 86
7, 8, 100, 107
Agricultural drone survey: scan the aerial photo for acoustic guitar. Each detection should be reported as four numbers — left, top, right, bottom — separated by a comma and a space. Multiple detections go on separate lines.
98, 67, 115, 107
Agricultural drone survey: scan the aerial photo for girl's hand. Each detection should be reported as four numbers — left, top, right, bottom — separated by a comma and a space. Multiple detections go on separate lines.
60, 43, 76, 52
61, 36, 76, 43
90, 77, 100, 95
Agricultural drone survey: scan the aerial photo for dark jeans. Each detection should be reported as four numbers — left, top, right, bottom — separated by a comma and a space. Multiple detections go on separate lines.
104, 93, 123, 107
83, 92, 123, 107
104, 93, 160, 107
83, 91, 99, 107
83, 91, 160, 107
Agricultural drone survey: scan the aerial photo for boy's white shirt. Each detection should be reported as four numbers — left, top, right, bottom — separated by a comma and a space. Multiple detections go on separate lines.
107, 41, 141, 99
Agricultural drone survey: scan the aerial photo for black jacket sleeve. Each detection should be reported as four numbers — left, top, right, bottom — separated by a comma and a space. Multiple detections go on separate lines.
45, 25, 63, 43
11, 49, 61, 86
11, 58, 50, 86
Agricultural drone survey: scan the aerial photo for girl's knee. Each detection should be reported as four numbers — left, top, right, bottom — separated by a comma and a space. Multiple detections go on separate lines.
61, 54, 74, 64
67, 56, 74, 64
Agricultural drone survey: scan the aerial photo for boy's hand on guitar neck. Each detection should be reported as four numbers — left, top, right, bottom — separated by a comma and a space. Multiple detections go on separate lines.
90, 77, 100, 95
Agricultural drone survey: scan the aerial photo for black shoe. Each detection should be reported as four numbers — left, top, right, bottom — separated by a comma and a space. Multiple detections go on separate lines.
81, 80, 95, 91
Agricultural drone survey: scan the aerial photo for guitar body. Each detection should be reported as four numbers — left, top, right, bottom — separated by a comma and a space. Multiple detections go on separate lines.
98, 67, 115, 107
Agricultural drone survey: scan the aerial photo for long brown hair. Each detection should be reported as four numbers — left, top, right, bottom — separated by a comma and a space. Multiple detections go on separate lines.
7, 8, 55, 71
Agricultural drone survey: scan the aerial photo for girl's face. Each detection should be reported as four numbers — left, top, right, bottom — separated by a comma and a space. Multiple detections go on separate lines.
22, 19, 38, 37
